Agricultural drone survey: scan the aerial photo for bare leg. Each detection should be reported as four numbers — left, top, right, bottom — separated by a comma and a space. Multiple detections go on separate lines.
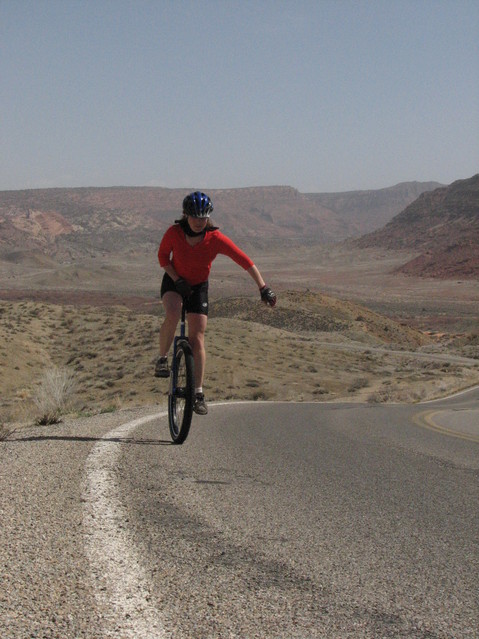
186, 312, 208, 389
159, 291, 182, 356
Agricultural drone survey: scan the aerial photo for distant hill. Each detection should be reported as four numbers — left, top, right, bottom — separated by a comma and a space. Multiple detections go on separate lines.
354, 174, 479, 279
0, 182, 441, 262
305, 181, 442, 235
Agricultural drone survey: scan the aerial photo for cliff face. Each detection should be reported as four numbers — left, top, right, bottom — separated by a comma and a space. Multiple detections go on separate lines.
0, 181, 442, 259
354, 175, 479, 279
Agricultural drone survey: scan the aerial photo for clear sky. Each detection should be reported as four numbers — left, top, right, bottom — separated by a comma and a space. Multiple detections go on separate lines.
1, 0, 478, 193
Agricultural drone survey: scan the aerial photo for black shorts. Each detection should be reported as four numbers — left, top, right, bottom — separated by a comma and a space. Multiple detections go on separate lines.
161, 273, 209, 316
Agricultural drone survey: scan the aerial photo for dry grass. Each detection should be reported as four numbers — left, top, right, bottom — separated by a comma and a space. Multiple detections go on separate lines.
1, 289, 478, 426
33, 366, 77, 424
0, 422, 13, 441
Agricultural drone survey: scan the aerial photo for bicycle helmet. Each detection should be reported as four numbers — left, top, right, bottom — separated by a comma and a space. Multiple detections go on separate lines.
182, 191, 214, 218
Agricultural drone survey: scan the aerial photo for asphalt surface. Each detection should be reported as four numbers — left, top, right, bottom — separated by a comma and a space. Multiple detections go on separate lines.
1, 389, 478, 638
121, 397, 478, 638
416, 386, 479, 443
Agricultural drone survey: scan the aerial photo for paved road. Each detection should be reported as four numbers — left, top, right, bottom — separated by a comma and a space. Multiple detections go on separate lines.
1, 390, 478, 638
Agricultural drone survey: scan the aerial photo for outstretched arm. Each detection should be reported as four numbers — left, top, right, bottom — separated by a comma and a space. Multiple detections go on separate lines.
247, 265, 277, 307
247, 264, 266, 289
215, 232, 276, 305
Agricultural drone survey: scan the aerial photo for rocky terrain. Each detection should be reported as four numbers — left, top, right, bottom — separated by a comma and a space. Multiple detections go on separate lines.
1, 289, 478, 430
0, 181, 440, 263
1, 176, 478, 432
306, 180, 441, 236
354, 174, 479, 279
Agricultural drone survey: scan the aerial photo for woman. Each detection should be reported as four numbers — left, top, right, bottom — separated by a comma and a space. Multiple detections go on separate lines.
155, 191, 276, 415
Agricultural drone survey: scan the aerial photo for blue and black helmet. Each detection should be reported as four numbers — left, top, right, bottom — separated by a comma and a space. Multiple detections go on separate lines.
182, 191, 214, 218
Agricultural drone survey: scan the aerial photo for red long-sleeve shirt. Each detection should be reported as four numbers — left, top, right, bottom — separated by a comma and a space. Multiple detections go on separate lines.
158, 224, 254, 285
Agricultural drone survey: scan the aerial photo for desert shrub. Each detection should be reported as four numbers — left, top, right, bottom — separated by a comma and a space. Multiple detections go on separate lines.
313, 387, 327, 395
348, 377, 369, 393
33, 367, 77, 425
0, 421, 13, 441
100, 405, 117, 414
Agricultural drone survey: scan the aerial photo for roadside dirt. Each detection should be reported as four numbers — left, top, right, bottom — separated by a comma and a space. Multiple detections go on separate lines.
1, 245, 478, 427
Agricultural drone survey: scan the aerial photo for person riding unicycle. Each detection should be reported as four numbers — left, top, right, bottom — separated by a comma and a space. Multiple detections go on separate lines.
155, 191, 276, 415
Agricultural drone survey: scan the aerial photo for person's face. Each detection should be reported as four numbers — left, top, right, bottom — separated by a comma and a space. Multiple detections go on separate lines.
187, 216, 208, 233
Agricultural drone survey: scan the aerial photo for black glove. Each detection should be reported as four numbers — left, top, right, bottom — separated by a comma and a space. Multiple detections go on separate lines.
260, 285, 276, 307
175, 277, 192, 299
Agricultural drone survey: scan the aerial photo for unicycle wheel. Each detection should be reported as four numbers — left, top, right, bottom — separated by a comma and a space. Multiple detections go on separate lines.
168, 340, 195, 444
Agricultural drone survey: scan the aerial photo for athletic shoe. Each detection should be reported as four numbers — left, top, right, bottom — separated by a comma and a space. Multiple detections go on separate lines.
193, 392, 208, 415
154, 356, 170, 378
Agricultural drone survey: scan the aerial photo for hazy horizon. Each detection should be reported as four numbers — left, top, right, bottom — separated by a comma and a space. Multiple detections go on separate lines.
0, 177, 449, 195
2, 1, 478, 193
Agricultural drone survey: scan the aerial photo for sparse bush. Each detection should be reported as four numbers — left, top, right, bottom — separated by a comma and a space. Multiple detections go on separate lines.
0, 410, 15, 442
100, 405, 117, 414
313, 387, 327, 395
348, 377, 369, 393
33, 367, 77, 425
0, 422, 13, 441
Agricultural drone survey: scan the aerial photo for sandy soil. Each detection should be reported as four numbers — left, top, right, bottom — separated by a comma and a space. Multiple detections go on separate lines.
1, 245, 478, 429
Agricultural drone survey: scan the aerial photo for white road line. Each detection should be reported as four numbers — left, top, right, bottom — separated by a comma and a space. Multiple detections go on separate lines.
82, 412, 168, 639
419, 384, 479, 404
81, 395, 479, 638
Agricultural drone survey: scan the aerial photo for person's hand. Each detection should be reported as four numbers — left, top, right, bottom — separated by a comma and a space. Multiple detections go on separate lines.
175, 277, 192, 298
260, 285, 276, 307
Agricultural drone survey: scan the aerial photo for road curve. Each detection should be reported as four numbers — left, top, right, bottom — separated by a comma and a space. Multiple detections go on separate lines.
117, 397, 478, 638
1, 393, 478, 638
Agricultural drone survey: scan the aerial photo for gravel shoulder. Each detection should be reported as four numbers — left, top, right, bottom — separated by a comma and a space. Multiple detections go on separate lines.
0, 406, 157, 639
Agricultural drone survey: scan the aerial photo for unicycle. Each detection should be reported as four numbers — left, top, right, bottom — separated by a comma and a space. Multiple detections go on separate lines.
168, 302, 195, 444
